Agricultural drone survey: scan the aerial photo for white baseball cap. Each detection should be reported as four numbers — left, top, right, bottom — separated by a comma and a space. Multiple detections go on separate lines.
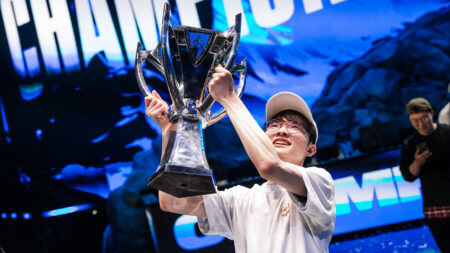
265, 92, 318, 143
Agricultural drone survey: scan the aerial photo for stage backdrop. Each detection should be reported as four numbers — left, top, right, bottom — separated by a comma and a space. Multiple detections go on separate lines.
1, 0, 449, 241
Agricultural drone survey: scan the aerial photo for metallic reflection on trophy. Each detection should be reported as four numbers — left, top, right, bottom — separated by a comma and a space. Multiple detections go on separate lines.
135, 3, 247, 197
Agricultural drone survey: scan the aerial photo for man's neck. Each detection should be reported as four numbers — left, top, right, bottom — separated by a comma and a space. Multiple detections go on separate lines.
419, 123, 438, 136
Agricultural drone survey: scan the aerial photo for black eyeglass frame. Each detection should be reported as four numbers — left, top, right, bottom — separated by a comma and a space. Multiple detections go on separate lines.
265, 119, 310, 136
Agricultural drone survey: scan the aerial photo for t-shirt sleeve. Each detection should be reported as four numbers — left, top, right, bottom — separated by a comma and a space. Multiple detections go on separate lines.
197, 186, 246, 239
289, 167, 336, 233
400, 140, 418, 182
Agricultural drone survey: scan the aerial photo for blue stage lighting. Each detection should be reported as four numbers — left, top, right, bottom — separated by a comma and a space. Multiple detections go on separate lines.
23, 213, 32, 219
35, 129, 42, 140
10, 213, 18, 219
1, 213, 7, 219
42, 204, 93, 218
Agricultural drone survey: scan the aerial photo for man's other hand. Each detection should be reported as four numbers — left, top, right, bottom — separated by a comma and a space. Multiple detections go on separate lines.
209, 65, 235, 103
145, 90, 171, 130
414, 148, 432, 166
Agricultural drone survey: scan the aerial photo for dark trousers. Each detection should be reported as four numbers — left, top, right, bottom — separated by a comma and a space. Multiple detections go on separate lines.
426, 218, 450, 253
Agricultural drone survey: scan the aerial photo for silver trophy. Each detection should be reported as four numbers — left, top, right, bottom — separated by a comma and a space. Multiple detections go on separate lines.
135, 3, 247, 197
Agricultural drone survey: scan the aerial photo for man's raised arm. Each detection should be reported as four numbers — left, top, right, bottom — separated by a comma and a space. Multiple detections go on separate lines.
145, 90, 206, 217
208, 67, 313, 197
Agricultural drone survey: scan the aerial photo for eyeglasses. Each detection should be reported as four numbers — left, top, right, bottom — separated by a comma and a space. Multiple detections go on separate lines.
266, 119, 308, 135
410, 113, 431, 125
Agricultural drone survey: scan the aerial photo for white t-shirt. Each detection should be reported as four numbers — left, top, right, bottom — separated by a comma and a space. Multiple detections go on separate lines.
439, 103, 450, 125
197, 166, 335, 253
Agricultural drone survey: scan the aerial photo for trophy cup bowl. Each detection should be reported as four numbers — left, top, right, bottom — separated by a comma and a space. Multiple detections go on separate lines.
135, 3, 247, 197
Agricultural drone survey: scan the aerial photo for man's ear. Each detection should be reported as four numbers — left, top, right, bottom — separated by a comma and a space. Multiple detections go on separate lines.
306, 144, 317, 157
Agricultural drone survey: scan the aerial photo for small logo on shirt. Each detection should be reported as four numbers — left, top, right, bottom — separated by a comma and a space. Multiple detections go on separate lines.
281, 203, 290, 217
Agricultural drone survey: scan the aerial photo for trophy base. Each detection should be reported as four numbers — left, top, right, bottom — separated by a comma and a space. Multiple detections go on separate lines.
147, 165, 217, 198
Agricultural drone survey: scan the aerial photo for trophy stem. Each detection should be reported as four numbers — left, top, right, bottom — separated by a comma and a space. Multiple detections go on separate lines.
147, 117, 217, 197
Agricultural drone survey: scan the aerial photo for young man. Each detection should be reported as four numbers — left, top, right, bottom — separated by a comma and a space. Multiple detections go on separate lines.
145, 66, 335, 252
400, 98, 450, 252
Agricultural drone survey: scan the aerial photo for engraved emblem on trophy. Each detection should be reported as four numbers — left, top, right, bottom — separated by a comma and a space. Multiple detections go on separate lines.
135, 3, 247, 197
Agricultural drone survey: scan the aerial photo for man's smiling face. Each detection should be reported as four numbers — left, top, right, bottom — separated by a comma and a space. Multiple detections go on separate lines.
266, 112, 315, 165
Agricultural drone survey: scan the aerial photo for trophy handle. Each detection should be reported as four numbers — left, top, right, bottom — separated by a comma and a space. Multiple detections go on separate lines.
203, 59, 247, 128
161, 2, 184, 111
135, 42, 152, 97
224, 13, 241, 70
146, 42, 166, 76
197, 13, 242, 119
135, 42, 167, 97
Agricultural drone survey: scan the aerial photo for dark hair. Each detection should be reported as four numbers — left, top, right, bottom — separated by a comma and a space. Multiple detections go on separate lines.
266, 110, 317, 144
406, 98, 432, 115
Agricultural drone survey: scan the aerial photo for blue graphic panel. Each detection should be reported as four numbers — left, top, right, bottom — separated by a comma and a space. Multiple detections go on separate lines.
330, 224, 439, 252
174, 215, 225, 250
333, 164, 424, 235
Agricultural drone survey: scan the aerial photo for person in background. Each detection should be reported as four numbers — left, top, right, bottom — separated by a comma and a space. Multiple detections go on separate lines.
145, 66, 336, 253
400, 97, 450, 252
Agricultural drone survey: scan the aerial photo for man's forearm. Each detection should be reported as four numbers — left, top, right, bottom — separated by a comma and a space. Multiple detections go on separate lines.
409, 160, 421, 177
219, 95, 281, 177
159, 123, 173, 159
158, 191, 206, 217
